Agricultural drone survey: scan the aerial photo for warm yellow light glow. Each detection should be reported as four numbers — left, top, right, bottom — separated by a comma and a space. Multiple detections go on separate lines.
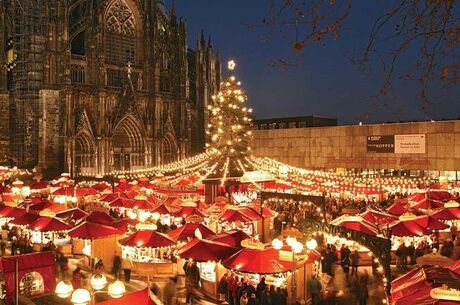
70, 288, 91, 305
306, 239, 318, 250
108, 280, 126, 298
90, 274, 107, 291
55, 280, 74, 298
228, 60, 236, 71
271, 238, 283, 250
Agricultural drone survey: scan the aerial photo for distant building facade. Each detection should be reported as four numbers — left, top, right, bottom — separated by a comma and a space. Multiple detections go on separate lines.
252, 120, 460, 180
0, 0, 220, 177
253, 115, 338, 130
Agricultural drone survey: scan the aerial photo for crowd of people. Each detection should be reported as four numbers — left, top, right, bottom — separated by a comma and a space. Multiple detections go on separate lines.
0, 224, 36, 255
217, 273, 292, 305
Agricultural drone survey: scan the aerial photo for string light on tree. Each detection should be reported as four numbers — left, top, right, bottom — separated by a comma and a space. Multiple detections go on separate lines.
206, 60, 253, 160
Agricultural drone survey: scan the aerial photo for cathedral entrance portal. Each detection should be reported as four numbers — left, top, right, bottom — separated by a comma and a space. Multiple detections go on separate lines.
75, 131, 95, 175
112, 116, 145, 172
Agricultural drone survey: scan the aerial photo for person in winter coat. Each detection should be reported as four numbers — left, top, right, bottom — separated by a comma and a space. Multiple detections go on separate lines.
163, 277, 177, 305
247, 293, 259, 305
121, 256, 133, 283
239, 291, 248, 305
256, 277, 267, 300
308, 274, 322, 305
350, 250, 360, 276
217, 273, 229, 302
111, 255, 121, 279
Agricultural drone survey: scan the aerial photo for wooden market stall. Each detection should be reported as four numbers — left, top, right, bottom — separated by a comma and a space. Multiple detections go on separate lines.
118, 225, 177, 277
177, 238, 239, 300
68, 221, 124, 271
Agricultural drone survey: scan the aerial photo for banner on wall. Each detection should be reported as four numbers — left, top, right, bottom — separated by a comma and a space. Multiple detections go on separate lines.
394, 134, 426, 153
366, 135, 395, 153
367, 134, 426, 154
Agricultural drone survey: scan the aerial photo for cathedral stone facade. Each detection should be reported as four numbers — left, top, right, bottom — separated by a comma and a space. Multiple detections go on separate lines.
0, 0, 220, 177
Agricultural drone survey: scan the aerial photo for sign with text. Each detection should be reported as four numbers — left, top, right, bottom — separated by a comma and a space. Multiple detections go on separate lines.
367, 136, 395, 153
367, 134, 426, 154
394, 134, 426, 154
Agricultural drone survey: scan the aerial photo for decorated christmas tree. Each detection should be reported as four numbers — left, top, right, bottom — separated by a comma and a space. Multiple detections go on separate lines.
205, 60, 255, 182
206, 60, 253, 157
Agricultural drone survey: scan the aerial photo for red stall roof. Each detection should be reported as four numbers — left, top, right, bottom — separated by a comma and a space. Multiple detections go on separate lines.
68, 221, 123, 240
168, 223, 215, 242
178, 239, 238, 262
119, 230, 175, 248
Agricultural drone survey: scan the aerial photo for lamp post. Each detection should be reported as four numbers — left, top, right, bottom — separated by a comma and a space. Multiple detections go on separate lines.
56, 274, 126, 305
272, 237, 318, 304
272, 237, 304, 304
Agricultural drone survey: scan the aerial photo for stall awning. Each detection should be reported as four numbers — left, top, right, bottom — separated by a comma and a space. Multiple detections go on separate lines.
108, 197, 135, 208
387, 201, 410, 216
100, 192, 129, 203
86, 211, 115, 225
119, 230, 176, 248
29, 216, 71, 232
329, 215, 378, 235
390, 266, 460, 305
413, 215, 449, 231
219, 209, 253, 223
150, 203, 171, 215
209, 230, 250, 248
178, 238, 238, 262
10, 212, 40, 226
407, 191, 452, 203
168, 223, 215, 242
68, 221, 123, 240
430, 201, 460, 220
56, 208, 88, 222
110, 218, 138, 232
76, 187, 99, 197
30, 180, 49, 190
172, 206, 207, 218
52, 187, 74, 196
0, 205, 26, 218
360, 209, 397, 225
222, 247, 294, 274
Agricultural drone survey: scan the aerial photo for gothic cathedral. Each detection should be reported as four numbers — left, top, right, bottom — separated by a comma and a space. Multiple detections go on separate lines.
0, 0, 220, 177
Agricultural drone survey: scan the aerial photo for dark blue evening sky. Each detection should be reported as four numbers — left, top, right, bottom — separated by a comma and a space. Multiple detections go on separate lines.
173, 1, 460, 125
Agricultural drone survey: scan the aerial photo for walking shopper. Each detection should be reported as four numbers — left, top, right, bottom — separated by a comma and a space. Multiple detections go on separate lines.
121, 256, 133, 283
112, 255, 121, 279
308, 274, 322, 305
164, 277, 177, 305
350, 249, 360, 276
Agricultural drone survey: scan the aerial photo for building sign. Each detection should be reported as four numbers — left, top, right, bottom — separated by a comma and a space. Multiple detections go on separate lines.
430, 285, 460, 301
367, 134, 425, 154
394, 134, 426, 154
367, 136, 395, 153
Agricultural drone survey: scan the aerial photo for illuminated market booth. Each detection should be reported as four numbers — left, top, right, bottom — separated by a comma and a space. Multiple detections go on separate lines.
68, 220, 124, 270
118, 224, 177, 276
178, 237, 239, 299
26, 211, 72, 252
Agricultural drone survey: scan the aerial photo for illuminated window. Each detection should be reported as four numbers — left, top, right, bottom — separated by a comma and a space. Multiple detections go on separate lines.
105, 0, 136, 64
20, 272, 45, 297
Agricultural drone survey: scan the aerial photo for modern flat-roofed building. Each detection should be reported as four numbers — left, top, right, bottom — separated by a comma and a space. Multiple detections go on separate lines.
251, 119, 460, 181
252, 115, 338, 130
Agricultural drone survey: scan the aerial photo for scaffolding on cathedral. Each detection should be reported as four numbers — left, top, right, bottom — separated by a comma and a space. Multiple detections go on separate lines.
10, 0, 47, 168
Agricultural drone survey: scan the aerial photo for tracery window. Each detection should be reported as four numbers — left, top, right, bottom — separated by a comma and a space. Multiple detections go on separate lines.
105, 0, 136, 64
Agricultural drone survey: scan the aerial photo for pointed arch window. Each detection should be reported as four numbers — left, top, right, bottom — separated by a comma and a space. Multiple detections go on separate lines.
105, 0, 136, 64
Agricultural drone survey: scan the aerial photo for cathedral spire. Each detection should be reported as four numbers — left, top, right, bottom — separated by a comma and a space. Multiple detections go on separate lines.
171, 0, 176, 16
200, 30, 206, 47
